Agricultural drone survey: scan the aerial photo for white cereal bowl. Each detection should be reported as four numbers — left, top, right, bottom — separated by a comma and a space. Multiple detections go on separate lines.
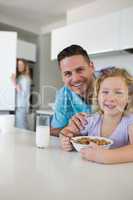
71, 136, 113, 152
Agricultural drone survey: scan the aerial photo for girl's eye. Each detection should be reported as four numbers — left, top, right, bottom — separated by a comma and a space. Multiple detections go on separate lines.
115, 91, 124, 95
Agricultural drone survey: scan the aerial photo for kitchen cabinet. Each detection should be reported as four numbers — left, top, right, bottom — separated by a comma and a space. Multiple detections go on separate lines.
120, 7, 133, 49
51, 7, 133, 60
51, 12, 120, 60
0, 31, 16, 111
17, 40, 36, 62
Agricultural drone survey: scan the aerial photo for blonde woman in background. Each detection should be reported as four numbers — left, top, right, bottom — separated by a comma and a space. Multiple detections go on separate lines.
11, 59, 31, 129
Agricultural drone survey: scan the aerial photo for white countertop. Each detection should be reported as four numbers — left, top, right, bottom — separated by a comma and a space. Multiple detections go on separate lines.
0, 128, 133, 200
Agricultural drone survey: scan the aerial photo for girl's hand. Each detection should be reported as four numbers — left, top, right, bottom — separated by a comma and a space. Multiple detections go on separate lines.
59, 129, 74, 151
80, 142, 105, 163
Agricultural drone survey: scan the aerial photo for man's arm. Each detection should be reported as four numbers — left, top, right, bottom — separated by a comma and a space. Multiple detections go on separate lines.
50, 87, 69, 136
50, 112, 88, 137
50, 87, 89, 136
68, 112, 89, 132
50, 127, 63, 137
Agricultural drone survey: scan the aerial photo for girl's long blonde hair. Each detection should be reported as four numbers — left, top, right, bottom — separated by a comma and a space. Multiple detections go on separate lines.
93, 67, 133, 115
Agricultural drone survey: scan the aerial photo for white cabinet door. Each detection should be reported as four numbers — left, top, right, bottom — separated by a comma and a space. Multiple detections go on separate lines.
120, 7, 133, 49
0, 31, 17, 111
85, 12, 120, 54
17, 40, 36, 62
51, 12, 120, 60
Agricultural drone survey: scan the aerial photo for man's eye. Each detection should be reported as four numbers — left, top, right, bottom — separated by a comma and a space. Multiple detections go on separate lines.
64, 72, 71, 77
76, 68, 84, 73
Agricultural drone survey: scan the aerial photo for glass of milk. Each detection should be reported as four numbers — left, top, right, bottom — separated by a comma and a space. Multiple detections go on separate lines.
36, 114, 50, 148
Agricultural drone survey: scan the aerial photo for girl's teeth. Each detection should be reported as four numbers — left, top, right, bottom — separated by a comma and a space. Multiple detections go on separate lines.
105, 105, 115, 109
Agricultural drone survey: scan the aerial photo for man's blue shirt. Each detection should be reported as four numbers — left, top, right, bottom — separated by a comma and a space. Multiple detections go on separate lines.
51, 86, 91, 128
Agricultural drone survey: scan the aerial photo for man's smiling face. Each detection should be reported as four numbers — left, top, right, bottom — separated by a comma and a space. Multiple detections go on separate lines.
60, 55, 94, 96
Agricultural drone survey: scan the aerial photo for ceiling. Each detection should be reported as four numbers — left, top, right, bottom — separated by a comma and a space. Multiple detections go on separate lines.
0, 0, 94, 34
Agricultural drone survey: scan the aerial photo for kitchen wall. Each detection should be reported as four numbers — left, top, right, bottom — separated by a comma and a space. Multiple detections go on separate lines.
38, 33, 62, 109
91, 52, 133, 74
0, 22, 37, 43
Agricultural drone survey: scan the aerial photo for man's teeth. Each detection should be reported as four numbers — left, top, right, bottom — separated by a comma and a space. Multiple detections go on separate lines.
73, 83, 81, 87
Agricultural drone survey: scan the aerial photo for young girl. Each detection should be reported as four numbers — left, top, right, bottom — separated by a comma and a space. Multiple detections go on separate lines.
11, 59, 31, 129
59, 67, 133, 164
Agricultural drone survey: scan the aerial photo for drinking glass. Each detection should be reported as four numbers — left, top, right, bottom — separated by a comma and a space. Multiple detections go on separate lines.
36, 114, 50, 148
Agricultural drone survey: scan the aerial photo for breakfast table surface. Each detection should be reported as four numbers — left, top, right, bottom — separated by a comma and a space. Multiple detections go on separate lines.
0, 128, 133, 200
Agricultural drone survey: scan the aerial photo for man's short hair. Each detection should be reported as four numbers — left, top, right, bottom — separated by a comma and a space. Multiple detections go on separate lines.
57, 44, 90, 65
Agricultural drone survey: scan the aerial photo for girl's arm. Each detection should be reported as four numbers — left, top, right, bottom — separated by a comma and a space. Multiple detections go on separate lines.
80, 124, 133, 164
101, 144, 133, 164
81, 143, 133, 164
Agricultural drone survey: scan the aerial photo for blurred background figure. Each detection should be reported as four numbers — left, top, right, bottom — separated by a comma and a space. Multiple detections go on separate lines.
11, 59, 31, 129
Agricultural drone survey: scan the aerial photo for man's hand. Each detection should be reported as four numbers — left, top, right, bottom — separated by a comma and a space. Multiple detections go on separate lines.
69, 112, 88, 132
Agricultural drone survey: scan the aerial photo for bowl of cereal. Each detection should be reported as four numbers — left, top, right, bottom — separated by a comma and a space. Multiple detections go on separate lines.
71, 136, 113, 152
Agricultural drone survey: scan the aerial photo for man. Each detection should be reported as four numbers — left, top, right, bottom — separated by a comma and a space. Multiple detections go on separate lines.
50, 44, 95, 137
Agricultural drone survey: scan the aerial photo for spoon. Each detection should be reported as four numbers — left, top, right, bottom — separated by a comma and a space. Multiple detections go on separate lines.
59, 131, 75, 142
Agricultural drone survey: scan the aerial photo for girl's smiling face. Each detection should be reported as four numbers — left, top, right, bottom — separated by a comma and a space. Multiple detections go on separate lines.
98, 76, 129, 116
